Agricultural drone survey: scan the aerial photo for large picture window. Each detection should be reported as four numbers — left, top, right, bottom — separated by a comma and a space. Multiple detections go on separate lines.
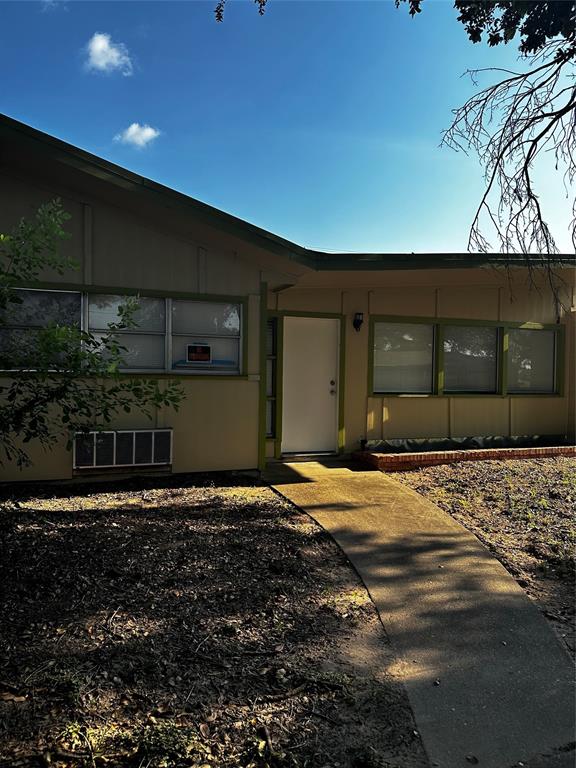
372, 318, 560, 396
171, 300, 241, 372
373, 322, 434, 393
508, 328, 556, 393
443, 325, 498, 393
89, 294, 166, 370
1, 289, 243, 375
0, 288, 81, 369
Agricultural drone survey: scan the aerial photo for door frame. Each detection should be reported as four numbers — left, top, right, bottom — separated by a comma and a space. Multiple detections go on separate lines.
265, 310, 346, 460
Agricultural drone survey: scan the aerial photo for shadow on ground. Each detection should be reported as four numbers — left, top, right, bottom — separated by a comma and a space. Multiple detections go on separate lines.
0, 477, 429, 768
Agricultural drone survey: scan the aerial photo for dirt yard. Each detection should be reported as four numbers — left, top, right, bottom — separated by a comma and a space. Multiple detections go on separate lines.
394, 457, 576, 659
0, 476, 429, 768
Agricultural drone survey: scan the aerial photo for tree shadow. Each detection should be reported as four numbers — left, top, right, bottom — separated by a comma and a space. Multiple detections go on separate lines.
0, 479, 429, 767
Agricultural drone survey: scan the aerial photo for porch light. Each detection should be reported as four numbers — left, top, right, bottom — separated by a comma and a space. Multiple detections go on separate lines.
353, 312, 364, 332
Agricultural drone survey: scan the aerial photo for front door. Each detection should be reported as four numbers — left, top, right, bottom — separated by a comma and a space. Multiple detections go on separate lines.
281, 316, 340, 454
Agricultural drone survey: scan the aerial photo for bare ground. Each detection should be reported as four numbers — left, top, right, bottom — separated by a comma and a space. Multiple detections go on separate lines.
393, 457, 576, 659
0, 476, 429, 768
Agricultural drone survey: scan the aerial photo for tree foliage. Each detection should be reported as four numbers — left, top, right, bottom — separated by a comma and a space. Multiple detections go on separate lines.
216, 0, 576, 258
399, 1, 575, 55
398, 1, 576, 256
0, 201, 184, 468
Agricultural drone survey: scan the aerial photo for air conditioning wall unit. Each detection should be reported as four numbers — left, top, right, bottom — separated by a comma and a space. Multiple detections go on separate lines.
73, 429, 172, 469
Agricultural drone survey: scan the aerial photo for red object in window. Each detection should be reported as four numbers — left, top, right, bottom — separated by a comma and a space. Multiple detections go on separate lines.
187, 343, 211, 363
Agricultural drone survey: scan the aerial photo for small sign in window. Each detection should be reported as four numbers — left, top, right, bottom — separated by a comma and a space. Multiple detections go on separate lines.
187, 343, 212, 363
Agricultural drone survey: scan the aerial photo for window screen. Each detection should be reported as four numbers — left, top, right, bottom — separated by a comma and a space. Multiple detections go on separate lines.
508, 329, 556, 393
88, 295, 166, 370
0, 289, 81, 369
444, 326, 498, 393
373, 322, 434, 393
171, 300, 241, 372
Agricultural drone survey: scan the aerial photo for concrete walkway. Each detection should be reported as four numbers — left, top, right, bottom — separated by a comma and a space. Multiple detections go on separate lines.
265, 460, 575, 768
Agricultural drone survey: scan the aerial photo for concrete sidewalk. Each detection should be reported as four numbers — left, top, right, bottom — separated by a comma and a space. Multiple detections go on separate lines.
265, 460, 575, 768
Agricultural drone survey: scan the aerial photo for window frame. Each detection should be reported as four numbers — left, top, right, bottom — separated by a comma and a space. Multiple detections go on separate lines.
0, 287, 84, 372
372, 319, 437, 395
369, 315, 564, 397
169, 297, 243, 374
87, 293, 168, 372
265, 317, 278, 437
4, 286, 248, 377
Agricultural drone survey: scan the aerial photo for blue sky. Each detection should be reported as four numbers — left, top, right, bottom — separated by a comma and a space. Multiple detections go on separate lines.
1, 0, 572, 252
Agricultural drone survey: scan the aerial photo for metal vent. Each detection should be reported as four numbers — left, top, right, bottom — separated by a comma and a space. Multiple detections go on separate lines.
74, 429, 172, 469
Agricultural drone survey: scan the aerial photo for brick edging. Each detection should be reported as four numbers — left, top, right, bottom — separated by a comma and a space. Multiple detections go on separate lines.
353, 445, 576, 472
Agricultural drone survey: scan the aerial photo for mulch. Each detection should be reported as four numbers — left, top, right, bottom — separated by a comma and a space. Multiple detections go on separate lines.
394, 457, 576, 659
0, 475, 429, 768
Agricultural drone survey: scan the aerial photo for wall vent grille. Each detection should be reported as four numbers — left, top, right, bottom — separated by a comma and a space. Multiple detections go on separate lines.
73, 429, 172, 469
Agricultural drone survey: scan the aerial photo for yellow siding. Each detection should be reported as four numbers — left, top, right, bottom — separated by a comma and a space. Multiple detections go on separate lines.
450, 398, 510, 437
381, 396, 450, 439
438, 287, 499, 320
171, 380, 259, 472
510, 397, 569, 436
1, 156, 574, 482
369, 287, 436, 317
277, 288, 341, 314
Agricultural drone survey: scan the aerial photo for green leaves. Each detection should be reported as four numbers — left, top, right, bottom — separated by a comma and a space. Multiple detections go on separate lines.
0, 201, 185, 469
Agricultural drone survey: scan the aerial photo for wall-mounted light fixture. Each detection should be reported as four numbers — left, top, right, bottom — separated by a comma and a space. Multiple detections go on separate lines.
353, 312, 364, 332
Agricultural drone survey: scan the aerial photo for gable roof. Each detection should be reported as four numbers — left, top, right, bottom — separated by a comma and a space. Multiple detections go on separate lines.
1, 113, 574, 271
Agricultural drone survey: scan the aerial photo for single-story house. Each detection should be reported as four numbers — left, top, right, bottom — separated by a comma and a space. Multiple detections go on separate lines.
1, 113, 575, 483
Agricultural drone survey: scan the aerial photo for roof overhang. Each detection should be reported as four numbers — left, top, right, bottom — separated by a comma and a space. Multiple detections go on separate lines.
1, 113, 574, 272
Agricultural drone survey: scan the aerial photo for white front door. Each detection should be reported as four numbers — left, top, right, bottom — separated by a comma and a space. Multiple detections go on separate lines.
281, 316, 340, 454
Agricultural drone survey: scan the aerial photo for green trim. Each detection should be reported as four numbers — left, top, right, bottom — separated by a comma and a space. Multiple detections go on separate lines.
367, 318, 375, 397
501, 328, 509, 396
556, 324, 566, 397
338, 320, 346, 452
258, 283, 268, 472
274, 316, 284, 459
368, 314, 566, 398
17, 283, 249, 378
241, 300, 249, 377
436, 324, 444, 396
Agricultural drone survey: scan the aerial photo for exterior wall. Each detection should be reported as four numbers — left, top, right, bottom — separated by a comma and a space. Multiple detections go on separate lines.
267, 269, 575, 455
1, 145, 574, 483
0, 169, 265, 483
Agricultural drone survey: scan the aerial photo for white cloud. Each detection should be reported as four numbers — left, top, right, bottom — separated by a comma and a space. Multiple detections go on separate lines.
85, 32, 133, 77
41, 0, 68, 12
114, 123, 161, 149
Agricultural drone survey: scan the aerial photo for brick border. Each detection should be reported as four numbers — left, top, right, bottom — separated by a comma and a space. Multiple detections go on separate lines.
353, 445, 576, 472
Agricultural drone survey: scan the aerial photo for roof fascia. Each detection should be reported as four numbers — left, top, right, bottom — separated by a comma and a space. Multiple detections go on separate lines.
1, 114, 574, 273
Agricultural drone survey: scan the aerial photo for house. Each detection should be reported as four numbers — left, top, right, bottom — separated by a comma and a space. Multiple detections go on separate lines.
0, 113, 574, 483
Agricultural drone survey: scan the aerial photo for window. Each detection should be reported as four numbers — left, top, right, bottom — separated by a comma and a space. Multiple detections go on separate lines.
443, 325, 498, 393
0, 288, 81, 369
2, 290, 244, 375
171, 300, 241, 372
74, 429, 172, 468
88, 294, 166, 370
371, 318, 560, 396
508, 328, 556, 393
266, 318, 278, 437
373, 322, 434, 393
